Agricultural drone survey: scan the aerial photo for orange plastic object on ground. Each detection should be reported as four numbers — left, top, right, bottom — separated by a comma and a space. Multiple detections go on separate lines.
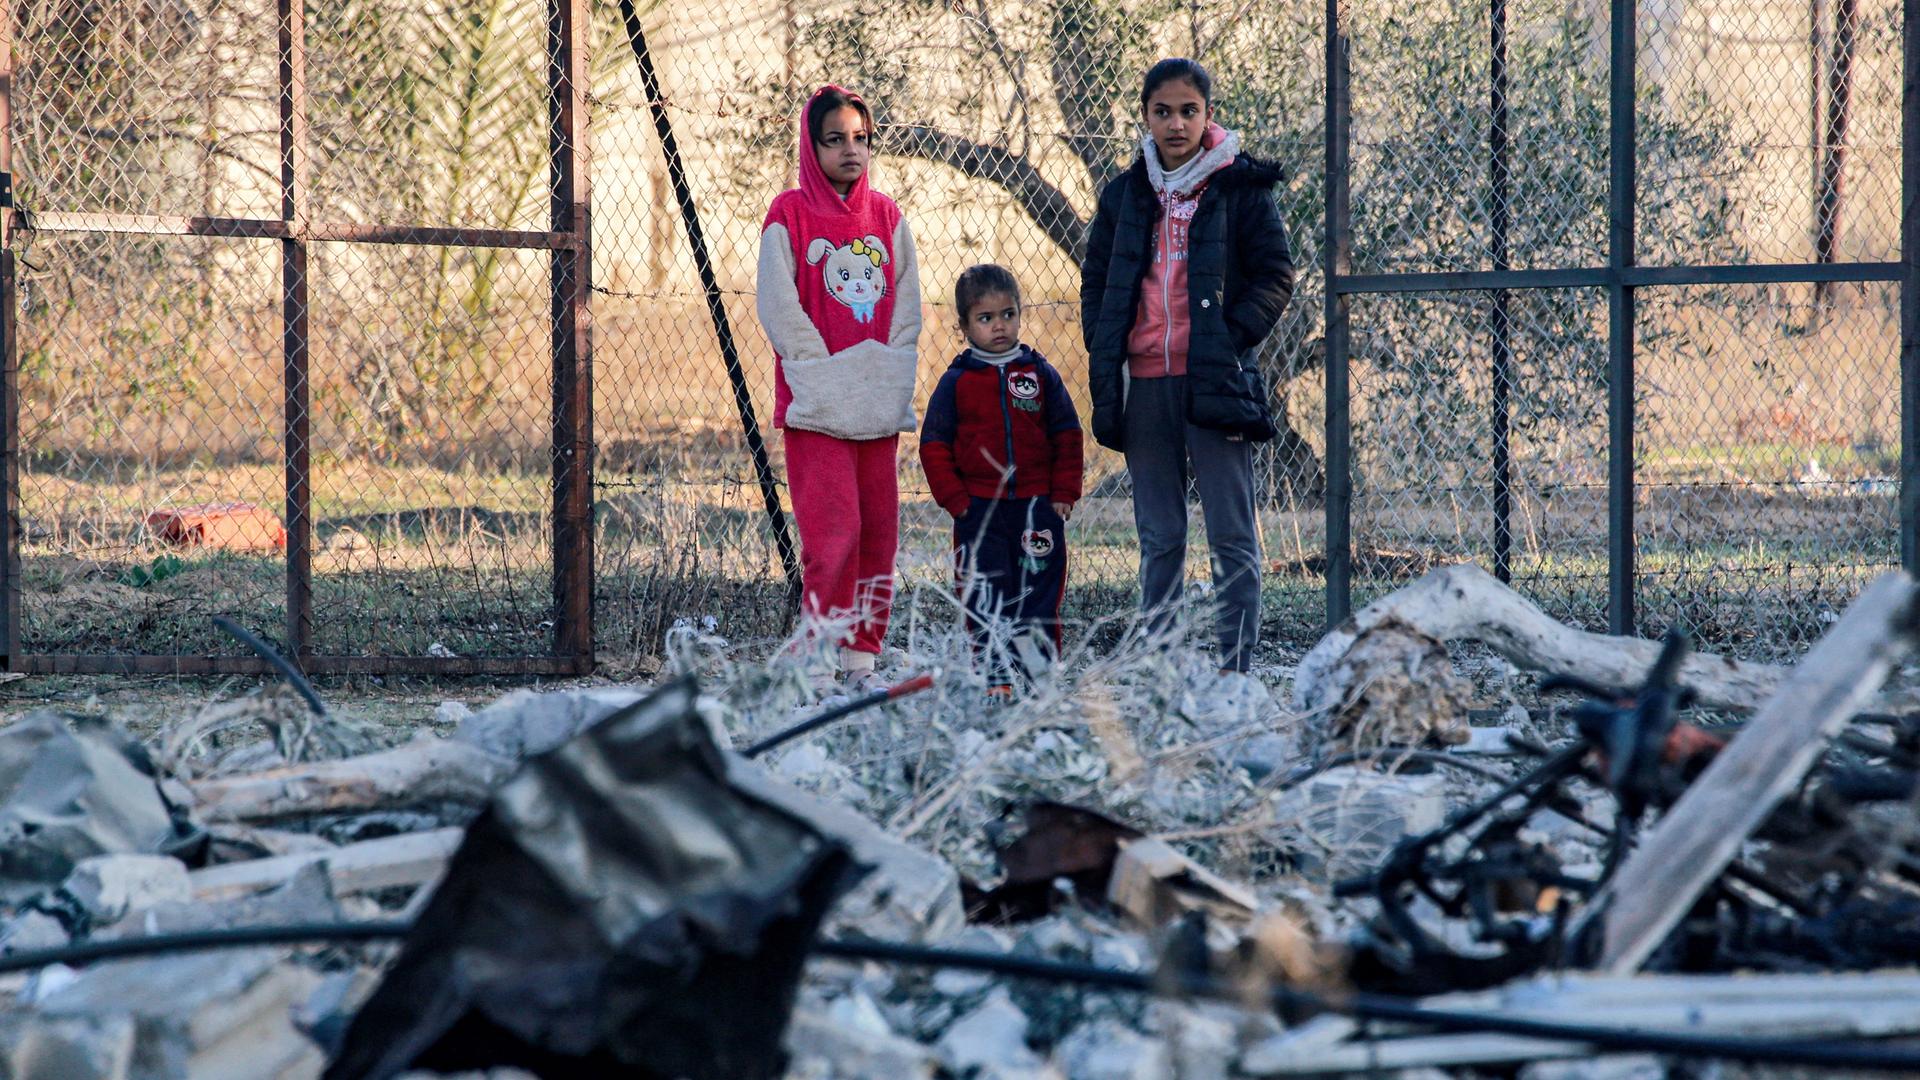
146, 502, 288, 552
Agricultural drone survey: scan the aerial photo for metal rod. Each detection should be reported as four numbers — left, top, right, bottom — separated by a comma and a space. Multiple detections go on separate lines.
549, 0, 594, 662
1607, 0, 1638, 636
12, 212, 578, 250
1324, 0, 1353, 629
10, 653, 592, 676
1334, 262, 1903, 295
279, 0, 311, 663
1903, 0, 1919, 572
1490, 0, 1513, 584
615, 0, 801, 609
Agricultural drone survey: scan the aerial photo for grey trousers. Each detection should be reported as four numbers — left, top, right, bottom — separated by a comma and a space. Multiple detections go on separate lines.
1123, 375, 1262, 671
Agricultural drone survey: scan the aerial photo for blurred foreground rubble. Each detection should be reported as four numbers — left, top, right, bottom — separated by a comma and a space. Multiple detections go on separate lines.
5, 570, 1920, 1077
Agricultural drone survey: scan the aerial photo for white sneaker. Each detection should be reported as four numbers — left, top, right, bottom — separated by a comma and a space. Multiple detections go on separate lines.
839, 647, 879, 694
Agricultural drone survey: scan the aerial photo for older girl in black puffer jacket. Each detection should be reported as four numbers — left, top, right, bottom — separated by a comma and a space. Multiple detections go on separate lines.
1080, 57, 1295, 674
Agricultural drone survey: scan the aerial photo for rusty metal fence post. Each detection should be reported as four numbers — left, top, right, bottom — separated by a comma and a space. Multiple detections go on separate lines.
1607, 0, 1638, 636
551, 0, 594, 664
0, 0, 15, 667
1489, 0, 1513, 585
1324, 0, 1353, 629
279, 0, 312, 662
1905, 0, 1919, 573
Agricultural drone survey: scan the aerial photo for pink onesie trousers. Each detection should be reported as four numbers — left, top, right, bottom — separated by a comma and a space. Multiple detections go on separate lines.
783, 428, 899, 654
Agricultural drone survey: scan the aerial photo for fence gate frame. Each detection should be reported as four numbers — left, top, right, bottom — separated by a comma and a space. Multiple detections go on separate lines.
1322, 0, 1920, 634
0, 0, 595, 676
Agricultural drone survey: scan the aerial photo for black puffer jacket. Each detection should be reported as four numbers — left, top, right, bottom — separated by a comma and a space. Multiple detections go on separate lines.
1079, 153, 1295, 450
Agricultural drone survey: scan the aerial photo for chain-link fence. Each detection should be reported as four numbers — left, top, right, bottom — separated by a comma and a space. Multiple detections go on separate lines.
5, 0, 589, 673
0, 0, 1911, 672
1331, 0, 1907, 659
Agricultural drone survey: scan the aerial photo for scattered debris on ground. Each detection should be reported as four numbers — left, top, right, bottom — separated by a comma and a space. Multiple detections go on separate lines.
6, 574, 1920, 1077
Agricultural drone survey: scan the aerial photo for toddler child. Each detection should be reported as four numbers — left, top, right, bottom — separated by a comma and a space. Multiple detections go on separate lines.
919, 265, 1083, 698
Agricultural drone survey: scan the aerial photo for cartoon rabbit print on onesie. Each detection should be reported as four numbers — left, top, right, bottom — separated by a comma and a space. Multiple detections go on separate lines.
807, 235, 890, 323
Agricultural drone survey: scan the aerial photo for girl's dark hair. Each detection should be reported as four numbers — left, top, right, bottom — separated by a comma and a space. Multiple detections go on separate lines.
807, 87, 874, 146
1140, 57, 1213, 109
954, 264, 1021, 318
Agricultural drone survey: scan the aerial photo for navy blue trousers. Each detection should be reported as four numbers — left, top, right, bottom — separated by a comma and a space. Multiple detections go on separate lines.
952, 496, 1068, 679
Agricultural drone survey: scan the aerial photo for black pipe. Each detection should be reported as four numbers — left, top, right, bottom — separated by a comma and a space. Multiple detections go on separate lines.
614, 0, 802, 612
10, 921, 1920, 1070
742, 673, 934, 758
213, 614, 326, 716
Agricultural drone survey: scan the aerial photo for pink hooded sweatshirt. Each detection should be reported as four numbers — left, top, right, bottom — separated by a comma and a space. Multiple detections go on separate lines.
1126, 122, 1242, 379
755, 86, 923, 441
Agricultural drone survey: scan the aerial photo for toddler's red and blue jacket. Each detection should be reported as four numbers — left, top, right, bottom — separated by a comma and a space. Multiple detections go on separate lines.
919, 345, 1084, 517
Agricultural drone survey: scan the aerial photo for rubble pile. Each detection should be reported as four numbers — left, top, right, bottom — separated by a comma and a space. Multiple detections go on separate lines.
5, 573, 1920, 1077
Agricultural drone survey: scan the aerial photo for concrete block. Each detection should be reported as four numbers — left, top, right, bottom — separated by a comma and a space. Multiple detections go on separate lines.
61, 855, 191, 926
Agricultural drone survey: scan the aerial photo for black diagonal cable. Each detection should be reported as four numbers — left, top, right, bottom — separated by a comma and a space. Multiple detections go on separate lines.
743, 673, 934, 758
613, 0, 801, 614
214, 614, 327, 716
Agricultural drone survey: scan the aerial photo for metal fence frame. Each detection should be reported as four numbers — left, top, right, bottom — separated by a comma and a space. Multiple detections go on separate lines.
1321, 0, 1920, 633
0, 0, 595, 676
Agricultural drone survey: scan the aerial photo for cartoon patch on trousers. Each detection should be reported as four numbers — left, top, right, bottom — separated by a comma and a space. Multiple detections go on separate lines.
807, 235, 890, 323
1020, 528, 1054, 572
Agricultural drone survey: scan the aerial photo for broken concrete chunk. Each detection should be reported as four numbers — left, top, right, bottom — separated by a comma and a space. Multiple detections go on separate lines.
1105, 837, 1256, 929
1271, 766, 1449, 878
100, 862, 339, 940
0, 713, 187, 901
1056, 1018, 1173, 1080
2, 910, 70, 954
1228, 733, 1299, 782
452, 686, 646, 760
938, 989, 1042, 1073
930, 926, 1014, 999
733, 764, 964, 942
1144, 1002, 1237, 1080
1518, 1057, 1665, 1080
772, 743, 867, 806
786, 1007, 940, 1080
61, 854, 191, 926
31, 948, 323, 1080
0, 1011, 136, 1080
1179, 671, 1278, 732
1453, 726, 1522, 756
1238, 1016, 1361, 1075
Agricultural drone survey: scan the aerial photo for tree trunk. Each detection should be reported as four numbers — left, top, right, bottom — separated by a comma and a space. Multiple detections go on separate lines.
1814, 0, 1855, 313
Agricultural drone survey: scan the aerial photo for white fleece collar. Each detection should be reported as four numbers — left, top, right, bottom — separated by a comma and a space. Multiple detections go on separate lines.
1144, 124, 1241, 196
969, 344, 1023, 366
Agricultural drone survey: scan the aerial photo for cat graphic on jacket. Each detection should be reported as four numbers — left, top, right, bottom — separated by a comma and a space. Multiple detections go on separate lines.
807, 235, 890, 323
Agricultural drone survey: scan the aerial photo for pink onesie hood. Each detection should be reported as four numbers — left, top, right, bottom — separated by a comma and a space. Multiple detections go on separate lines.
763, 86, 905, 426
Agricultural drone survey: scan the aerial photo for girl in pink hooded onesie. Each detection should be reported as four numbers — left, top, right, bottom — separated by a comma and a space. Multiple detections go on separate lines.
756, 85, 923, 690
